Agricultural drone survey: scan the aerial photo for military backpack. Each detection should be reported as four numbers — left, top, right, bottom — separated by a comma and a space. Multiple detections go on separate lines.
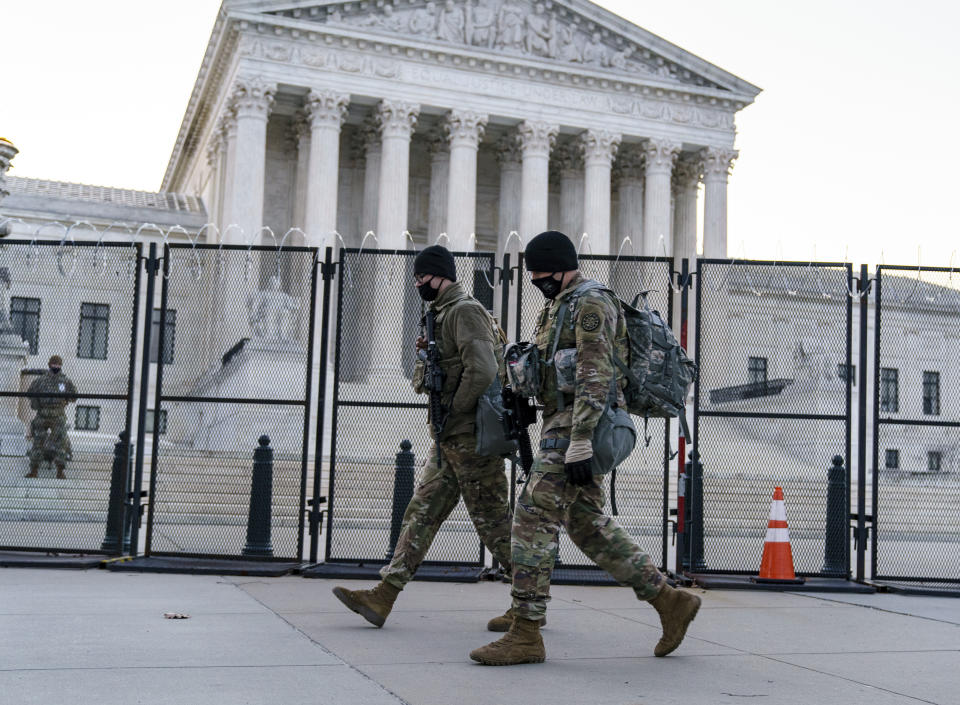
560, 280, 697, 441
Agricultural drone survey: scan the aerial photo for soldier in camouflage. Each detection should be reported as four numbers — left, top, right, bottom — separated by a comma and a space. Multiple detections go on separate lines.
25, 355, 77, 479
470, 231, 701, 666
332, 246, 516, 630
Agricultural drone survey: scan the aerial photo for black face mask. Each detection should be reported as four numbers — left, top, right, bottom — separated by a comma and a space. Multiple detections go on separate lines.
531, 273, 563, 299
417, 282, 440, 302
49, 367, 61, 375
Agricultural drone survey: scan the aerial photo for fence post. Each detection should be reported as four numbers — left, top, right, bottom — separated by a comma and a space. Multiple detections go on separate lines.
386, 440, 415, 560
687, 450, 706, 572
100, 431, 131, 554
243, 435, 274, 557
823, 455, 847, 576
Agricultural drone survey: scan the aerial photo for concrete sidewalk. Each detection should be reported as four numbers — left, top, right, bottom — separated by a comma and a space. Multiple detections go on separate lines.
0, 568, 957, 705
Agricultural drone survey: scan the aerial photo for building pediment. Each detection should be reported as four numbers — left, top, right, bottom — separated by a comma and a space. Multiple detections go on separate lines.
250, 0, 755, 94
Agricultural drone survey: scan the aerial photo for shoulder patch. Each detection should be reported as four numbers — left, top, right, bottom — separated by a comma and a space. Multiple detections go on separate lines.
581, 311, 601, 332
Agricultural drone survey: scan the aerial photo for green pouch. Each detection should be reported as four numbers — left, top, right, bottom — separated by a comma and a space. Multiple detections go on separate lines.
475, 378, 519, 457
591, 405, 636, 475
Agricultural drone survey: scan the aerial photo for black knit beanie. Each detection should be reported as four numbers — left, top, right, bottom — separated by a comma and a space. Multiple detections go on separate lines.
413, 245, 457, 281
525, 231, 578, 272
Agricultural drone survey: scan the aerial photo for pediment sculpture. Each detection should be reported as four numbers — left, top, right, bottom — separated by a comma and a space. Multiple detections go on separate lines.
304, 1, 716, 86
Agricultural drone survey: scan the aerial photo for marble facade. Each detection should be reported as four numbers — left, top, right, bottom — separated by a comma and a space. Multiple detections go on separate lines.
164, 0, 760, 258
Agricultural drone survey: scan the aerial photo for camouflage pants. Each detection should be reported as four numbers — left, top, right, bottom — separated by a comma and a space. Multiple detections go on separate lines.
511, 427, 664, 621
380, 432, 513, 589
28, 413, 71, 466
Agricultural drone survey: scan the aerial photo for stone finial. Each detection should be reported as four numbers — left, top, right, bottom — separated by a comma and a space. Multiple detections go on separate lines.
0, 138, 18, 202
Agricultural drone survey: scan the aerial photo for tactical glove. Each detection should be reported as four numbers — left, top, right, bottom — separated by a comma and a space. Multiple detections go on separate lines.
564, 439, 594, 486
564, 458, 594, 486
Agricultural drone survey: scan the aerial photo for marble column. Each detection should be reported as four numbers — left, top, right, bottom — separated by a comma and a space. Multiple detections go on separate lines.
302, 90, 349, 249
518, 120, 558, 244
0, 138, 18, 202
672, 155, 702, 264
375, 100, 420, 249
614, 145, 644, 254
445, 110, 488, 251
496, 134, 523, 326
581, 129, 621, 255
427, 128, 450, 242
496, 134, 523, 253
218, 109, 238, 236
642, 138, 680, 257
205, 128, 225, 242
224, 77, 275, 244
290, 113, 310, 238
701, 146, 738, 258
360, 119, 382, 241
555, 141, 584, 241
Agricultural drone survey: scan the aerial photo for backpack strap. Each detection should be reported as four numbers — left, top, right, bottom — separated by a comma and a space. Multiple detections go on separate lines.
547, 280, 605, 412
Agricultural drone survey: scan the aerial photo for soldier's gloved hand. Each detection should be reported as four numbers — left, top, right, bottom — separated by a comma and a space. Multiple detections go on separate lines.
564, 439, 594, 487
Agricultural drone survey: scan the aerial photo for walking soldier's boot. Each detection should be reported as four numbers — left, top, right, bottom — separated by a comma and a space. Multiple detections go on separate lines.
55, 463, 66, 480
648, 583, 702, 657
487, 608, 546, 632
470, 617, 545, 665
24, 463, 39, 478
332, 581, 401, 628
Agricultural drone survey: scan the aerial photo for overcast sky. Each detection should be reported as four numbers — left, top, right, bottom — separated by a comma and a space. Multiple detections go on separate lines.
4, 1, 958, 266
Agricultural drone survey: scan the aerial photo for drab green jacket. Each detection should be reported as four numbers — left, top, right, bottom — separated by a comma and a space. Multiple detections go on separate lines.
417, 282, 498, 441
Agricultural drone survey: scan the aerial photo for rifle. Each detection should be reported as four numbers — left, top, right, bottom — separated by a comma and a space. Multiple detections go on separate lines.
419, 309, 447, 438
501, 384, 537, 475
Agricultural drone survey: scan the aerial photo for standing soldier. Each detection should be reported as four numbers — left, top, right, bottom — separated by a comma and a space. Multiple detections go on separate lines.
25, 355, 77, 479
470, 231, 701, 666
332, 245, 516, 629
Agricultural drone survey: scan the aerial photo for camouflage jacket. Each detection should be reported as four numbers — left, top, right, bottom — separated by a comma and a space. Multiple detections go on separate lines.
414, 282, 499, 440
533, 273, 627, 442
27, 371, 78, 415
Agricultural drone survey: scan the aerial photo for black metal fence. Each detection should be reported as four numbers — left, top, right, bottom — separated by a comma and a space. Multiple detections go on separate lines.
0, 240, 141, 554
323, 249, 497, 573
691, 260, 854, 577
1, 238, 958, 589
140, 244, 319, 561
872, 266, 960, 585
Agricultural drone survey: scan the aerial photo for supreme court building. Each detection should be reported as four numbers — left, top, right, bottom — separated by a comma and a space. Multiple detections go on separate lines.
163, 0, 760, 259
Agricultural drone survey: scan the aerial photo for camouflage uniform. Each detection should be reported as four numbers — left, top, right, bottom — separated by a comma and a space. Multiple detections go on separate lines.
511, 273, 664, 621
381, 282, 513, 588
27, 370, 77, 468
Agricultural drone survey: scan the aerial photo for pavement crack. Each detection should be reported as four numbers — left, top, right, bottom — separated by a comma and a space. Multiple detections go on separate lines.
231, 581, 412, 705
795, 594, 960, 627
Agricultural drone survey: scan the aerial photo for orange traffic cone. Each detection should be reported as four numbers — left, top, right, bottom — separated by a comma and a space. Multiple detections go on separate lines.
754, 487, 804, 584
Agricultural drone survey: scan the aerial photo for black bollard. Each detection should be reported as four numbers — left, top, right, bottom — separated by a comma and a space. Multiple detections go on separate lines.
686, 451, 707, 572
243, 435, 274, 557
101, 431, 132, 554
386, 440, 415, 560
823, 455, 847, 576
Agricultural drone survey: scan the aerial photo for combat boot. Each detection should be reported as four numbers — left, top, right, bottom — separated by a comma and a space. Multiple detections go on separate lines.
470, 617, 545, 665
487, 607, 546, 632
331, 581, 400, 628
24, 464, 39, 478
648, 583, 701, 657
55, 464, 66, 480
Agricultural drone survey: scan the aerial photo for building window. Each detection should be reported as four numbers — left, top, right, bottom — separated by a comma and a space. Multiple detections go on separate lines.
748, 357, 767, 385
922, 371, 940, 416
837, 363, 856, 386
884, 449, 899, 470
880, 368, 899, 413
74, 406, 101, 432
145, 409, 167, 435
928, 452, 942, 473
150, 309, 177, 364
10, 297, 41, 355
77, 303, 110, 360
